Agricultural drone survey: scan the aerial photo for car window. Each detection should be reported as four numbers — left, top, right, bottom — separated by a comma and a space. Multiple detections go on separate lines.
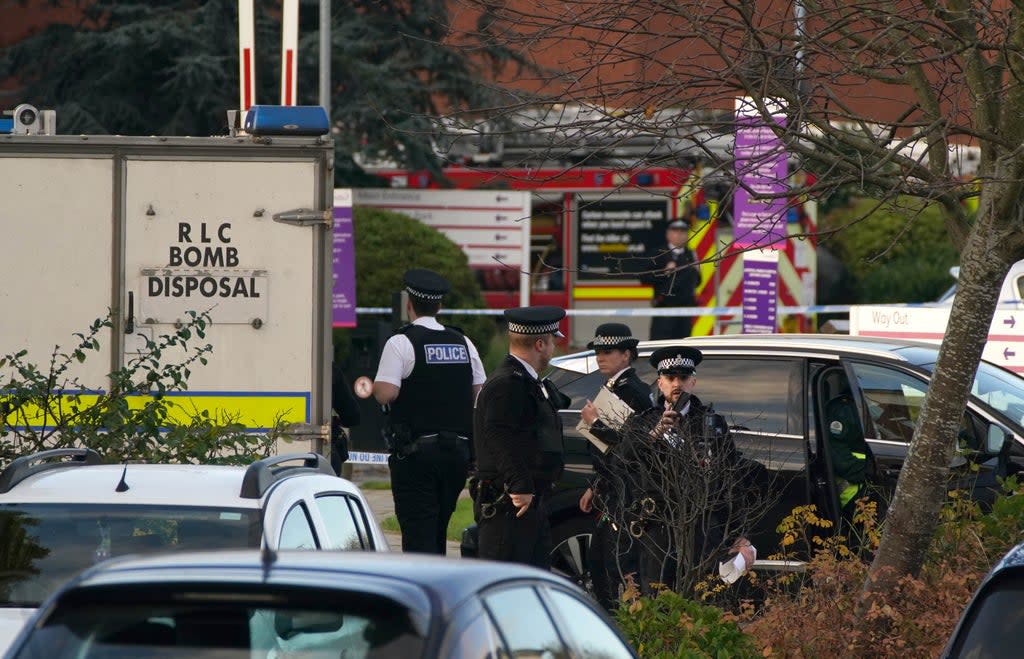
315, 495, 366, 551
698, 357, 802, 435
850, 362, 926, 444
12, 596, 424, 658
483, 586, 569, 658
948, 570, 1024, 658
0, 504, 260, 607
279, 503, 319, 550
446, 606, 507, 659
542, 588, 635, 658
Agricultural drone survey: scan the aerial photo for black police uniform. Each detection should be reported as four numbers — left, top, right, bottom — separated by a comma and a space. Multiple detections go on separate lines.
612, 346, 743, 595
330, 363, 361, 474
388, 322, 473, 554
640, 219, 700, 340
383, 269, 476, 555
472, 306, 567, 568
581, 324, 654, 609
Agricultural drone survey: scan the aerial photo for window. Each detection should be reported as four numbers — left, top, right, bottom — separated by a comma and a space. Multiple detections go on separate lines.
279, 503, 318, 550
698, 357, 802, 435
542, 588, 634, 658
948, 570, 1024, 658
315, 495, 366, 551
13, 592, 424, 658
0, 504, 260, 608
850, 363, 927, 444
445, 602, 506, 659
483, 586, 568, 658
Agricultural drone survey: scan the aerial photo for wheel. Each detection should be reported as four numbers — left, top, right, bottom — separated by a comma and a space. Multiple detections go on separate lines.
548, 514, 596, 592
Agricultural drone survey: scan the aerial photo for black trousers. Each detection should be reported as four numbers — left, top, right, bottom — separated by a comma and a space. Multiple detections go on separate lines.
389, 439, 469, 554
650, 314, 693, 341
588, 515, 640, 611
476, 496, 551, 569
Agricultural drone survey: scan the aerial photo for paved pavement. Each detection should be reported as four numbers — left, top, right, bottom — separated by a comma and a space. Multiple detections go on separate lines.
349, 464, 465, 557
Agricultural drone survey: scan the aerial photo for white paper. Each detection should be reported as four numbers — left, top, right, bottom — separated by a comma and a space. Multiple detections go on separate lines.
592, 387, 634, 430
576, 419, 609, 454
719, 544, 757, 584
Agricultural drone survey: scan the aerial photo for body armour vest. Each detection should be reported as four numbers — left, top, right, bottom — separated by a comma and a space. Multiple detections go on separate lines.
390, 324, 474, 437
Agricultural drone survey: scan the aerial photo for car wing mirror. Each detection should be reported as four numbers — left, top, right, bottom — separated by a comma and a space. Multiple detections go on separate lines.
986, 423, 1013, 456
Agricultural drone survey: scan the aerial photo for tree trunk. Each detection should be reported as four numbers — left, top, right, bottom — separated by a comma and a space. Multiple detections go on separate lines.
861, 229, 1012, 602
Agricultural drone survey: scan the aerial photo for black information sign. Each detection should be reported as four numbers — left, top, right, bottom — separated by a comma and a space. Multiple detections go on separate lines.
576, 198, 668, 280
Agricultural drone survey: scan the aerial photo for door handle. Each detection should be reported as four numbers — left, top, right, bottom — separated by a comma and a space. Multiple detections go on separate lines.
125, 291, 134, 335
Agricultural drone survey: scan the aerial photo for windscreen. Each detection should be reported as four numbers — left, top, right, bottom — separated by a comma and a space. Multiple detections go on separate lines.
12, 590, 424, 659
0, 504, 260, 607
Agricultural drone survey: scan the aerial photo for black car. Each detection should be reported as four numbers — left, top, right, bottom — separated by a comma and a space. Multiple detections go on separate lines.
2, 550, 636, 659
464, 334, 1024, 586
942, 540, 1024, 658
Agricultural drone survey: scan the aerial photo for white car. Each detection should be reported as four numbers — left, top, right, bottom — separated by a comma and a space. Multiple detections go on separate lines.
0, 449, 389, 652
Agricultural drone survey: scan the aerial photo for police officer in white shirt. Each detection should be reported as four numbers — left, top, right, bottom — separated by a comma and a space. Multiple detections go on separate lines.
373, 268, 486, 553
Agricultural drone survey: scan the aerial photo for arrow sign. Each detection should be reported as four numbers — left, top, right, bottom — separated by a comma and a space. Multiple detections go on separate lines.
495, 214, 509, 222
496, 194, 508, 202
1005, 347, 1016, 360
495, 234, 507, 241
1005, 316, 1016, 329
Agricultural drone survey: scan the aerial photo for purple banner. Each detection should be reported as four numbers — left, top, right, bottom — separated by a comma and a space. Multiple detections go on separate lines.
733, 114, 788, 249
332, 198, 357, 328
741, 254, 778, 334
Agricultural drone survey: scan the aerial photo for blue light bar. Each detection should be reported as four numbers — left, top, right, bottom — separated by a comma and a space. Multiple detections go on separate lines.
0, 118, 12, 134
244, 105, 329, 137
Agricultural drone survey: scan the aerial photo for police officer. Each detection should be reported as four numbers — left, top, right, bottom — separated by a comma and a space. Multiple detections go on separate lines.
640, 218, 700, 340
473, 306, 568, 568
373, 268, 486, 554
330, 362, 361, 475
577, 323, 652, 609
617, 346, 752, 595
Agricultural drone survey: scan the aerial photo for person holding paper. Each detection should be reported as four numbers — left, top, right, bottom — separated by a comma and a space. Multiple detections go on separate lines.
576, 323, 653, 609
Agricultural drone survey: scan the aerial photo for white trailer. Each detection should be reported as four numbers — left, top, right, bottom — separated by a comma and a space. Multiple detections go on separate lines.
0, 128, 336, 449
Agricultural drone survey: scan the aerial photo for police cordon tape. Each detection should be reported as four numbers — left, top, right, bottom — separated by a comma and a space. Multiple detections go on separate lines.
355, 304, 856, 317
345, 303, 858, 465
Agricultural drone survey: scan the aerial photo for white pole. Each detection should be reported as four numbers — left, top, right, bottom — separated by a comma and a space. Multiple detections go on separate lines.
281, 0, 299, 105
238, 0, 256, 120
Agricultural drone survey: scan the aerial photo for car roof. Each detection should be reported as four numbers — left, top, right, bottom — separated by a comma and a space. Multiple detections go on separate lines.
552, 333, 944, 373
66, 550, 573, 617
0, 463, 361, 507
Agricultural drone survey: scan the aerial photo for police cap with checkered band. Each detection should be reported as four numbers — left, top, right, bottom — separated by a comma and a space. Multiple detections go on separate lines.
504, 306, 565, 338
403, 268, 450, 300
649, 346, 703, 376
586, 322, 639, 351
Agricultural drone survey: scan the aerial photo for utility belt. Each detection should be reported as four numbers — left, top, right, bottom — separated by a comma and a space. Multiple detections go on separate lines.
470, 478, 550, 519
390, 429, 469, 459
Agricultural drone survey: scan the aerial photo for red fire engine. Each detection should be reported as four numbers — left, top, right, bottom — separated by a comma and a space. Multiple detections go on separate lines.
362, 164, 817, 343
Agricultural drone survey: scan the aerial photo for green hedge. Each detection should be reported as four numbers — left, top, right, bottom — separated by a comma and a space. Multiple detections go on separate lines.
334, 207, 496, 361
819, 197, 960, 303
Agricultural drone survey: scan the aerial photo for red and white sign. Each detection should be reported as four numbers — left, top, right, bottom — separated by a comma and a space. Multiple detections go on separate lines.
849, 305, 1024, 374
353, 188, 532, 305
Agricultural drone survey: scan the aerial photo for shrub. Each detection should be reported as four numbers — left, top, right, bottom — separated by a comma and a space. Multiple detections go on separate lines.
615, 581, 761, 659
742, 480, 1024, 658
819, 196, 960, 303
335, 206, 497, 363
0, 311, 280, 466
